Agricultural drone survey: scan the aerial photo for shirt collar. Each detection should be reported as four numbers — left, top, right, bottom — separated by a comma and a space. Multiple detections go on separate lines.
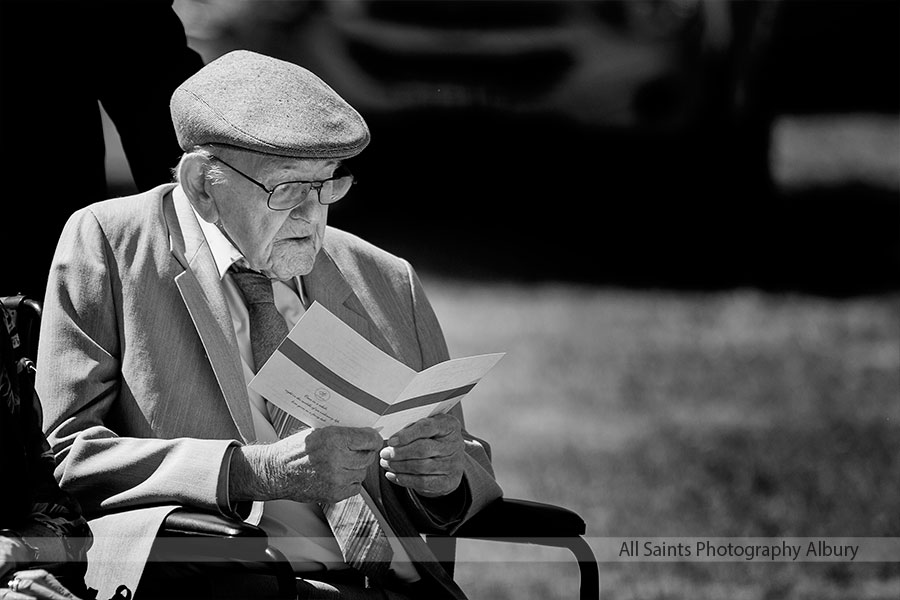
177, 185, 245, 279
176, 185, 309, 305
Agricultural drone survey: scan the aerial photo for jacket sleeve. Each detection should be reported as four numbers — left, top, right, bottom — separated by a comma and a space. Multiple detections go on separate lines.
37, 208, 237, 518
395, 262, 503, 534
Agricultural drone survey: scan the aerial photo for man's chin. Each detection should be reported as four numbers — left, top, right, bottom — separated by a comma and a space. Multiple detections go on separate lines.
263, 259, 316, 281
262, 238, 321, 279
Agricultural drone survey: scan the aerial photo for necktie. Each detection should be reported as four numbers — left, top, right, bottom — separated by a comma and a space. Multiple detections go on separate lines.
229, 266, 393, 582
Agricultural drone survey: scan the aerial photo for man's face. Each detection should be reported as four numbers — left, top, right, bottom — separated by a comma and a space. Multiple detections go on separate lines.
211, 152, 337, 280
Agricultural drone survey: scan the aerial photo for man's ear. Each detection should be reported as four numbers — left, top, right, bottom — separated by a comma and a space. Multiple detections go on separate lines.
179, 153, 220, 224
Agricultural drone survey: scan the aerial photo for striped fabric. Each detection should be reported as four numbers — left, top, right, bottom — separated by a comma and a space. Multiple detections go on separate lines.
230, 266, 393, 583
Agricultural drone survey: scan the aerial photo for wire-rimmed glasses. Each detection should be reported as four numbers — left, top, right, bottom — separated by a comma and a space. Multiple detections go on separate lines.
208, 154, 355, 211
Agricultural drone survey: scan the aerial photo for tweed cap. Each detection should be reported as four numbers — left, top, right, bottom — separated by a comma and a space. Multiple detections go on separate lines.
170, 50, 369, 159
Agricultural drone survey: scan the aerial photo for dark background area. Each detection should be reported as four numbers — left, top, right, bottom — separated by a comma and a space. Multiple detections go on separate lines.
172, 0, 900, 296
100, 0, 900, 297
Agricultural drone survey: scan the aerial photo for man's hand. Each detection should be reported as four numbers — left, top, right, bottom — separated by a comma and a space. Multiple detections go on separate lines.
379, 414, 465, 498
231, 426, 382, 504
0, 537, 31, 581
1, 569, 80, 600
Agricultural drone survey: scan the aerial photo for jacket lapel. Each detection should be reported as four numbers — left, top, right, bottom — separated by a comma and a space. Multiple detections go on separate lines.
303, 249, 401, 361
165, 188, 256, 443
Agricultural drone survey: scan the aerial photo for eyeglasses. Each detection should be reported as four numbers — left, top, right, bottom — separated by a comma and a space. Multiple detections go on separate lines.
208, 154, 355, 211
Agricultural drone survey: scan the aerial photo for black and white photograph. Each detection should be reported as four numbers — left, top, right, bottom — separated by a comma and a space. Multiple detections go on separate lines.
1, 1, 898, 599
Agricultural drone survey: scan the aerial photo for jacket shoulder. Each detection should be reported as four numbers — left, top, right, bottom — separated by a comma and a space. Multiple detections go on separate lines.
64, 185, 173, 246
322, 226, 410, 277
78, 185, 172, 225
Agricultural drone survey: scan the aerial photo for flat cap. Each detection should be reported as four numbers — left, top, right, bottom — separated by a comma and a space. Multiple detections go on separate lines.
170, 50, 369, 159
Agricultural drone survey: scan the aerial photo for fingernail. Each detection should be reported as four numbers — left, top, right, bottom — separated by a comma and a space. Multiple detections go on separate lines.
379, 458, 389, 469
380, 447, 394, 459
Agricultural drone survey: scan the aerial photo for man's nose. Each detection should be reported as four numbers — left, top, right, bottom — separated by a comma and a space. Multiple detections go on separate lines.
288, 190, 319, 222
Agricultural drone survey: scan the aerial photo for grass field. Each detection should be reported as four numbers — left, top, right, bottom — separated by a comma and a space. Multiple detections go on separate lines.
418, 277, 900, 599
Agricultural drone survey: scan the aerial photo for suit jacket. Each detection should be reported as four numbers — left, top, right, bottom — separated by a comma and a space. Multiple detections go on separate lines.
37, 184, 502, 599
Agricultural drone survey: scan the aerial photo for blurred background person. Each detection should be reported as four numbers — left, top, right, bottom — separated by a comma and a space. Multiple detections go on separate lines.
0, 0, 203, 302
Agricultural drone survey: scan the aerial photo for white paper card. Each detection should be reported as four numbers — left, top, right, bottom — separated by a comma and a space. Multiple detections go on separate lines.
248, 302, 504, 438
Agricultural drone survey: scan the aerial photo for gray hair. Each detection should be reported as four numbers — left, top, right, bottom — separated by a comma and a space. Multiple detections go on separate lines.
172, 145, 228, 184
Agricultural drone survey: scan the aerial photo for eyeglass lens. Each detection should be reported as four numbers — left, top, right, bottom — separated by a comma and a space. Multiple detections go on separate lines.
268, 174, 354, 210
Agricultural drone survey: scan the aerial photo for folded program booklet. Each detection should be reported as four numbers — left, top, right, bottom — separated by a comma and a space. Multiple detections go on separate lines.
248, 301, 505, 439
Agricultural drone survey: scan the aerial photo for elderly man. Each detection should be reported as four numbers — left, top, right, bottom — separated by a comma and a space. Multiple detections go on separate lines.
37, 50, 502, 600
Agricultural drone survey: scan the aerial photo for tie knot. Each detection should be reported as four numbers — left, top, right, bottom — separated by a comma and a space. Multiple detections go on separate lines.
230, 267, 275, 305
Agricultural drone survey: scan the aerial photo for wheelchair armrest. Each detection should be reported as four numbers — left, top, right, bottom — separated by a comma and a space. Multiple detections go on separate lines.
157, 509, 298, 599
453, 498, 586, 540
157, 508, 272, 560
440, 498, 599, 599
161, 508, 267, 539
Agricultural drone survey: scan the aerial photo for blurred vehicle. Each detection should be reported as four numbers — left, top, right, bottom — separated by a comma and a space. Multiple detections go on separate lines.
179, 0, 778, 170
292, 1, 767, 129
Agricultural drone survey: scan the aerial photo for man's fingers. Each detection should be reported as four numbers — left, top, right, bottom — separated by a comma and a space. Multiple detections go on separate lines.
336, 463, 369, 480
383, 472, 459, 497
333, 447, 379, 470
381, 438, 440, 461
387, 415, 458, 447
343, 428, 383, 451
306, 427, 382, 452
380, 456, 455, 475
380, 435, 463, 462
8, 573, 72, 600
6, 572, 43, 581
0, 589, 37, 600
4, 578, 72, 600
